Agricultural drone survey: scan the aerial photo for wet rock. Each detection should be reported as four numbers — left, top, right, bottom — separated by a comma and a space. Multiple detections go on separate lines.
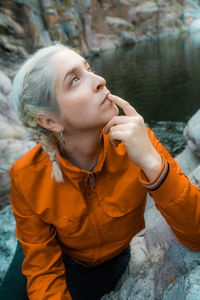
120, 31, 137, 46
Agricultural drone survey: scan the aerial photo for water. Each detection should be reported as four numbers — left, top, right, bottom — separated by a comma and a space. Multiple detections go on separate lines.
88, 34, 200, 156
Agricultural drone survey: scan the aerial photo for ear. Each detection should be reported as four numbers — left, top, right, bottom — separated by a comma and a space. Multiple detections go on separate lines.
36, 113, 64, 133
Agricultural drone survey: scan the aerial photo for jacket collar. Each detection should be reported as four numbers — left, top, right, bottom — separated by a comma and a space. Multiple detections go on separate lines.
56, 132, 109, 181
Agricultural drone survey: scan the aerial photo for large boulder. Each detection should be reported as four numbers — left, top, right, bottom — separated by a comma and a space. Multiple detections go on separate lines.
102, 195, 200, 299
184, 109, 200, 159
0, 70, 36, 209
176, 146, 200, 175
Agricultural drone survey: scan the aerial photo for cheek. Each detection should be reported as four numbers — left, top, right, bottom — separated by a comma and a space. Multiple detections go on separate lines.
61, 95, 96, 122
69, 88, 92, 106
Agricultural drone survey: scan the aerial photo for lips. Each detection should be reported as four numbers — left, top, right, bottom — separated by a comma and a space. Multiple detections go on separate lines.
101, 92, 110, 105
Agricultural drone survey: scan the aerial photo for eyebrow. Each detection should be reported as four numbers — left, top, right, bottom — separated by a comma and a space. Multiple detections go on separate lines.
62, 59, 88, 86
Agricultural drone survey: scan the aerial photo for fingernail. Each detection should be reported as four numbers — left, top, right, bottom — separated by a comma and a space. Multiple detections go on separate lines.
104, 128, 107, 134
108, 94, 114, 98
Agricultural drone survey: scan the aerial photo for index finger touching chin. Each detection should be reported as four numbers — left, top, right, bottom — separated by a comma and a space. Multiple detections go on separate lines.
107, 94, 138, 117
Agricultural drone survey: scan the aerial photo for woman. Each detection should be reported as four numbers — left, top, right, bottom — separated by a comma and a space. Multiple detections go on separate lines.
0, 43, 200, 300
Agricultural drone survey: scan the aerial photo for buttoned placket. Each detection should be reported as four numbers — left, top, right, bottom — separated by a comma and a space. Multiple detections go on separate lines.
79, 172, 104, 265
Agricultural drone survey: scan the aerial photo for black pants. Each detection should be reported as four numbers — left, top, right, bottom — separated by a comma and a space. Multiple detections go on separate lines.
0, 241, 130, 300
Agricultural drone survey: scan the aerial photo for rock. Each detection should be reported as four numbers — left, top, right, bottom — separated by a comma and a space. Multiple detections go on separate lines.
0, 133, 36, 210
0, 71, 12, 96
105, 16, 134, 32
0, 0, 196, 65
188, 165, 200, 188
184, 109, 200, 159
120, 31, 137, 46
189, 19, 200, 32
95, 33, 120, 51
0, 205, 17, 284
0, 12, 25, 37
128, 2, 159, 24
176, 146, 200, 175
102, 197, 200, 299
0, 76, 36, 210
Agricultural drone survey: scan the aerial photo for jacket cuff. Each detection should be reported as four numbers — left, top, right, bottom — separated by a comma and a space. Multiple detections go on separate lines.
139, 156, 186, 206
139, 155, 169, 191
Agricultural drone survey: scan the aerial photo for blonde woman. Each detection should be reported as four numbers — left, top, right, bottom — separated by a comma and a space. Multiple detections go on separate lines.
0, 43, 200, 300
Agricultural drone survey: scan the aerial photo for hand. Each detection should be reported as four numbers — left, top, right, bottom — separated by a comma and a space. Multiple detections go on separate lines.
104, 94, 162, 181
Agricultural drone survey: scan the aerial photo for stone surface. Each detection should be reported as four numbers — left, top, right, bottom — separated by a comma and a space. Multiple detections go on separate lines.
1, 0, 200, 65
0, 205, 16, 285
102, 195, 200, 299
0, 71, 12, 96
176, 146, 200, 175
189, 164, 200, 188
184, 109, 200, 159
128, 2, 159, 24
0, 70, 36, 210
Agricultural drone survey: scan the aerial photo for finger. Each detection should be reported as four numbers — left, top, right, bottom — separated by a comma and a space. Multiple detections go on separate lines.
109, 130, 124, 147
108, 94, 138, 117
104, 116, 131, 133
110, 123, 130, 133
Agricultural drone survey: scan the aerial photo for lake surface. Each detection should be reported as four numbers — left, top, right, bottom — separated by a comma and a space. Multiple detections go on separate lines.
88, 34, 200, 156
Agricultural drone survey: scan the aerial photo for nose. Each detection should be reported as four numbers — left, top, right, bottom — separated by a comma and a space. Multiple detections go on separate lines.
93, 74, 106, 92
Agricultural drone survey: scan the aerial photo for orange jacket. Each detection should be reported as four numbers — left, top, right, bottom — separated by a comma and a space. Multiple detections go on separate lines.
10, 128, 200, 300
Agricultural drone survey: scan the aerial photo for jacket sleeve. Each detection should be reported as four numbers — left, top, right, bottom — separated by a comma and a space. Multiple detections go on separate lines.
10, 168, 72, 300
139, 128, 200, 251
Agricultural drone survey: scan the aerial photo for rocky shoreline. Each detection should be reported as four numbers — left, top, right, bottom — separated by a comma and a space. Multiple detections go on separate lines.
1, 0, 200, 71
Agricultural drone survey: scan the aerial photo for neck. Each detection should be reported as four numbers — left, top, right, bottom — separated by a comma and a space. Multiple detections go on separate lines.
58, 128, 103, 171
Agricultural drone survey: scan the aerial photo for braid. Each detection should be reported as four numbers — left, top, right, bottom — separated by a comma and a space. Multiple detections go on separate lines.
39, 136, 64, 183
11, 43, 72, 183
20, 103, 64, 183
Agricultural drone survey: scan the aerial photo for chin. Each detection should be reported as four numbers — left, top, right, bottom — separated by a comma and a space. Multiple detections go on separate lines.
109, 104, 119, 119
103, 105, 119, 125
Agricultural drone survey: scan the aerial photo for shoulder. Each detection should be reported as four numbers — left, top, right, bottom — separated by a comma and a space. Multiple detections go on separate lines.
9, 144, 50, 178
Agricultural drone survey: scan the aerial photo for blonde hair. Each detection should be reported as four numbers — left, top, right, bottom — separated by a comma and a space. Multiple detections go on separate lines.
12, 42, 73, 183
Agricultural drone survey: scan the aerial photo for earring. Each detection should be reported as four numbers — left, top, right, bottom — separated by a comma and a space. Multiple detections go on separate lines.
60, 131, 65, 145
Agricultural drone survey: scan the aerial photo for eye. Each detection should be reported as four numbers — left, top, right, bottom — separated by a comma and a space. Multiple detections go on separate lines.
70, 77, 79, 86
87, 65, 96, 74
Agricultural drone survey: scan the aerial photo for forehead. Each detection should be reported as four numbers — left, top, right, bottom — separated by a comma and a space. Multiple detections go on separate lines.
51, 48, 84, 80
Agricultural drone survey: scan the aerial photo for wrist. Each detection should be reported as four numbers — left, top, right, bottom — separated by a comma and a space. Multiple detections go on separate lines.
141, 152, 163, 182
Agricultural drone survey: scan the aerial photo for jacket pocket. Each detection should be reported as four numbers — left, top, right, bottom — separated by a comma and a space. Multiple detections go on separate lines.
98, 193, 146, 218
62, 213, 87, 235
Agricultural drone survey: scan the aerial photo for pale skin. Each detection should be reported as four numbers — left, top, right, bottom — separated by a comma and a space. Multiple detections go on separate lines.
37, 48, 162, 180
